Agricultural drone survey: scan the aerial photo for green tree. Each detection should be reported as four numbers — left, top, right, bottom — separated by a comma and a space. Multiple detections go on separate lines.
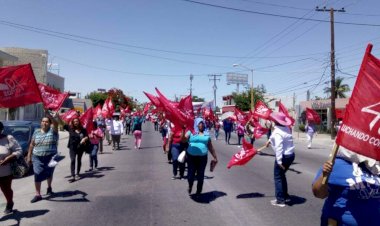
232, 85, 267, 111
192, 96, 205, 102
323, 77, 350, 98
86, 91, 108, 107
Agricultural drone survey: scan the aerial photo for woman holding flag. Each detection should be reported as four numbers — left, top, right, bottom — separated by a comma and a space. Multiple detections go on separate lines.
265, 112, 295, 207
182, 120, 218, 197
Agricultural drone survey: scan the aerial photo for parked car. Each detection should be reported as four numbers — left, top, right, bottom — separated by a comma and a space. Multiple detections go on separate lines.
2, 120, 41, 156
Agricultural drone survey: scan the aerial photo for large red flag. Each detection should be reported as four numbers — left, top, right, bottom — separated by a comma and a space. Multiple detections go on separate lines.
60, 109, 78, 124
306, 108, 321, 124
253, 101, 272, 120
102, 97, 114, 118
38, 83, 68, 111
142, 103, 151, 115
93, 104, 102, 119
253, 121, 269, 139
279, 102, 295, 126
80, 107, 94, 134
234, 108, 248, 125
178, 95, 194, 119
0, 64, 42, 108
336, 44, 380, 161
227, 139, 258, 168
143, 92, 162, 108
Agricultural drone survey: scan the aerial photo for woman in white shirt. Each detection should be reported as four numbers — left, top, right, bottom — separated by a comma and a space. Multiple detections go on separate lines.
110, 115, 124, 150
265, 112, 295, 207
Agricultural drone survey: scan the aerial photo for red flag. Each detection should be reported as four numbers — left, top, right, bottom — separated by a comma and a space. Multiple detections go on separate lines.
253, 101, 272, 120
143, 92, 162, 108
279, 102, 295, 126
0, 64, 42, 108
142, 103, 151, 115
80, 107, 94, 134
38, 83, 68, 111
234, 108, 248, 125
336, 44, 380, 161
306, 108, 321, 124
253, 121, 269, 139
60, 109, 78, 124
178, 95, 194, 119
93, 104, 102, 119
102, 97, 114, 118
155, 88, 194, 132
227, 139, 258, 168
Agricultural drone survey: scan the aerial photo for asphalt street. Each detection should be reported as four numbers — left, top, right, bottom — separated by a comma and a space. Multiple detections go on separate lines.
0, 123, 333, 226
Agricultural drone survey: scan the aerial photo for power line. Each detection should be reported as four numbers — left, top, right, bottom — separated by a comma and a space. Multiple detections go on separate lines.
180, 0, 380, 27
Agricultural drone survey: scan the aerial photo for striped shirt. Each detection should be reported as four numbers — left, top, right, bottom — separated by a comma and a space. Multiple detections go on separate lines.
32, 128, 58, 156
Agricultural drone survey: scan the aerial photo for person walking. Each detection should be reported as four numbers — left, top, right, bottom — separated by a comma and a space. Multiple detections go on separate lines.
265, 112, 295, 207
245, 119, 256, 145
64, 118, 89, 181
167, 125, 187, 180
96, 116, 105, 154
125, 116, 132, 135
110, 115, 123, 150
27, 112, 59, 203
88, 121, 104, 171
0, 121, 22, 213
104, 116, 112, 145
222, 118, 233, 144
214, 120, 220, 141
183, 120, 218, 196
236, 122, 245, 146
312, 147, 380, 225
132, 115, 144, 149
305, 120, 316, 149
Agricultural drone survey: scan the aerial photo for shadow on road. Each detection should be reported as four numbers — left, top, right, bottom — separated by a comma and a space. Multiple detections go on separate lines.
190, 191, 227, 204
46, 190, 89, 203
236, 192, 265, 199
288, 168, 302, 174
96, 166, 115, 171
286, 195, 307, 206
258, 152, 275, 157
0, 209, 49, 225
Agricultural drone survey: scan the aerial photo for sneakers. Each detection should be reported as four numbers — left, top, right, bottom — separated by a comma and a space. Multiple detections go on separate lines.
31, 195, 42, 203
187, 187, 192, 195
3, 202, 13, 214
75, 175, 80, 180
46, 187, 53, 196
171, 176, 176, 180
270, 199, 285, 207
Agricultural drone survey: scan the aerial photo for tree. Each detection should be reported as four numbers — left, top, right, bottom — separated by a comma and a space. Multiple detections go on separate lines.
323, 77, 350, 98
86, 91, 108, 107
232, 85, 267, 111
192, 96, 205, 102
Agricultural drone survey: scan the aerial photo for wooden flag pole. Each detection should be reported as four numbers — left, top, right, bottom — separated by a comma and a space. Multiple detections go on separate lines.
322, 143, 340, 185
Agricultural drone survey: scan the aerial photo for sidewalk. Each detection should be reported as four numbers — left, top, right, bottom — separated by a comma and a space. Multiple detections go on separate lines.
292, 130, 335, 146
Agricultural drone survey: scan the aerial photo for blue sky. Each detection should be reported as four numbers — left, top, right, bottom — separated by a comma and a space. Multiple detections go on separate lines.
1, 0, 380, 107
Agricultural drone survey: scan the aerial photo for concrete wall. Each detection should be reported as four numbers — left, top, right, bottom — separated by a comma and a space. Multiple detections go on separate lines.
46, 72, 64, 91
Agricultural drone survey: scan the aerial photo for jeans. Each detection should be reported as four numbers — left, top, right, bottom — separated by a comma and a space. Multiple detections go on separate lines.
187, 153, 208, 194
238, 134, 244, 145
89, 144, 99, 169
274, 153, 295, 203
250, 136, 255, 145
215, 129, 219, 140
171, 143, 185, 178
70, 148, 84, 177
224, 130, 231, 144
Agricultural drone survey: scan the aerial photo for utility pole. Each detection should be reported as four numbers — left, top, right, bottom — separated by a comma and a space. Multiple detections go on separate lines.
316, 6, 345, 139
209, 74, 221, 111
189, 74, 194, 96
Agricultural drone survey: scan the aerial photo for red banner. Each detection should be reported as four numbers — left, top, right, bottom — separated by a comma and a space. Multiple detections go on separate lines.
227, 139, 257, 168
306, 108, 321, 124
38, 83, 68, 111
0, 64, 42, 108
253, 101, 272, 120
60, 109, 78, 124
101, 97, 114, 118
253, 122, 269, 139
234, 108, 248, 125
279, 102, 295, 126
143, 92, 162, 108
142, 103, 151, 115
178, 95, 195, 119
80, 107, 94, 134
93, 104, 102, 119
336, 44, 380, 161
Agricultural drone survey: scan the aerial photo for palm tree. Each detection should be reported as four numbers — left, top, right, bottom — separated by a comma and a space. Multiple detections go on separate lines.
324, 77, 350, 98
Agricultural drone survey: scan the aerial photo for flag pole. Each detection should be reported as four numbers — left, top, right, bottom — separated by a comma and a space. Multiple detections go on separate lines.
322, 143, 340, 185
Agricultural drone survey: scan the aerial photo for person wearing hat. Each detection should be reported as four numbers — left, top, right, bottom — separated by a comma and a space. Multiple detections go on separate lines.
265, 112, 295, 207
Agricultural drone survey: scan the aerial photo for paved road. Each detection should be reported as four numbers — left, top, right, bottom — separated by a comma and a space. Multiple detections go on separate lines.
1, 123, 333, 226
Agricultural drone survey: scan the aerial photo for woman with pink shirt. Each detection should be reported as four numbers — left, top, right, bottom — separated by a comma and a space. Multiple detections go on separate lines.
236, 122, 245, 146
88, 121, 104, 171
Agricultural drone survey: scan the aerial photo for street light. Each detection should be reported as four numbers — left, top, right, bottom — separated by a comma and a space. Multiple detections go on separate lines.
233, 64, 254, 111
